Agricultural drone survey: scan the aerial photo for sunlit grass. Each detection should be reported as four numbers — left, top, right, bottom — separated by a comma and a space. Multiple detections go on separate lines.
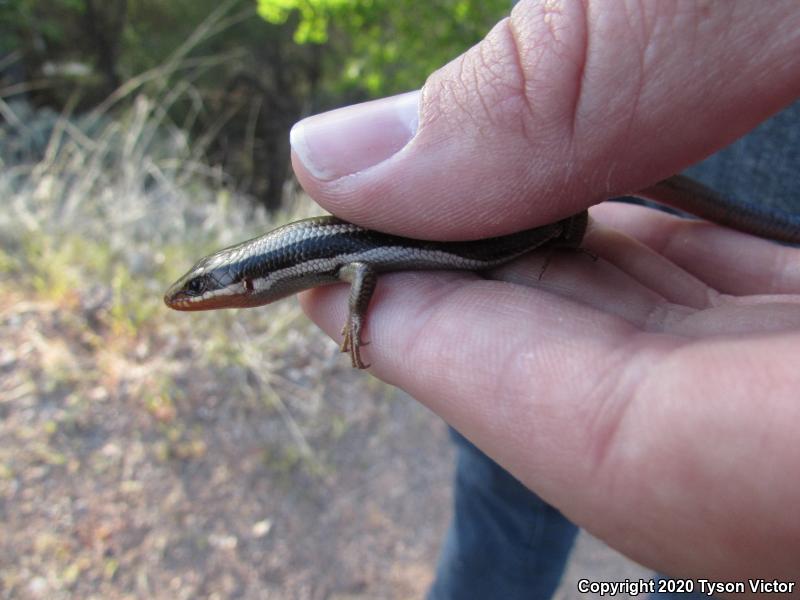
0, 85, 343, 482
2, 87, 314, 308
0, 9, 444, 595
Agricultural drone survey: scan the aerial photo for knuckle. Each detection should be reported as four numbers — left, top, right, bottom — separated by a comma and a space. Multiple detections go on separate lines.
421, 17, 535, 137
420, 0, 590, 147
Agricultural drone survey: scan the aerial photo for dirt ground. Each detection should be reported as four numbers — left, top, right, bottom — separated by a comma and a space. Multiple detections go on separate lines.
0, 292, 649, 600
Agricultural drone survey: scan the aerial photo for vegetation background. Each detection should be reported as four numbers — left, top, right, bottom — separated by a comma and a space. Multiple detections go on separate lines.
1, 1, 649, 597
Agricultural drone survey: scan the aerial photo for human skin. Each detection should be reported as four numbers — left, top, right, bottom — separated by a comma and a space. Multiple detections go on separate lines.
290, 0, 800, 585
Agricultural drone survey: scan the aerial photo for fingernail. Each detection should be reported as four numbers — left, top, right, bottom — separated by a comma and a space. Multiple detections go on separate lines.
290, 90, 420, 180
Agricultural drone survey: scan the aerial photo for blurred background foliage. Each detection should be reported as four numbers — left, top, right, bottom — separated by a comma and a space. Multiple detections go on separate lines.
1, 0, 510, 211
0, 3, 652, 595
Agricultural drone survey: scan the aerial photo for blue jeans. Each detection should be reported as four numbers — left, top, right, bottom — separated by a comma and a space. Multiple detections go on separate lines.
428, 99, 800, 600
428, 430, 579, 599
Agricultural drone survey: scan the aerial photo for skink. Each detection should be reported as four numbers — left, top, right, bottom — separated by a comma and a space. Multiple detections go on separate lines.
164, 174, 800, 369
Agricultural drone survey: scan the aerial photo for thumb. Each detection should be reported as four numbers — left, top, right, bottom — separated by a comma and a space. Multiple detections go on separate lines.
290, 0, 800, 239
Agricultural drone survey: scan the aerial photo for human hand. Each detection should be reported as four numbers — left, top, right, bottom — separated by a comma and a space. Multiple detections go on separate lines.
304, 200, 800, 580
291, 0, 800, 579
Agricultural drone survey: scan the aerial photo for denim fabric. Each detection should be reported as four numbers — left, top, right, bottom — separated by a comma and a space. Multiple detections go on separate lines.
684, 100, 800, 214
428, 99, 800, 600
427, 430, 579, 600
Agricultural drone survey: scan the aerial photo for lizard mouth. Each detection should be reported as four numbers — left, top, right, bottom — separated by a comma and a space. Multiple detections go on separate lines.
163, 288, 246, 311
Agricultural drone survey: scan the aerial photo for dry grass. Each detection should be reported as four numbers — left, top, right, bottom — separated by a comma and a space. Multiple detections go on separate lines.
0, 78, 454, 599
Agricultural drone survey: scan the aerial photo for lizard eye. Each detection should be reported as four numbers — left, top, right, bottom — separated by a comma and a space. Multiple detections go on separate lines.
184, 276, 207, 296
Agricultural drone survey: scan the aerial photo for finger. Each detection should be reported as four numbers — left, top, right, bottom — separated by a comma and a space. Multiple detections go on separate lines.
592, 202, 800, 295
299, 270, 638, 450
291, 1, 800, 239
492, 234, 800, 336
495, 221, 717, 311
